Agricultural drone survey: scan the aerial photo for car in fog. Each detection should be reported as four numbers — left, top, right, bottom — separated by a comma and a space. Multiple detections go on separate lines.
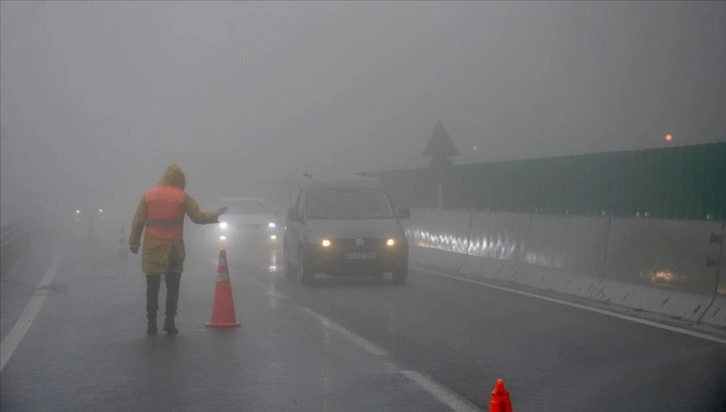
216, 197, 280, 249
71, 207, 113, 238
283, 175, 410, 285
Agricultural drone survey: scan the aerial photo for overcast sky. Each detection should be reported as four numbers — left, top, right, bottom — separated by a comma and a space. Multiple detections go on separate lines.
1, 1, 724, 224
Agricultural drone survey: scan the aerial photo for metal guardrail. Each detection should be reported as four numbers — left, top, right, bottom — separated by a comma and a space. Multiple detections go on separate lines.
0, 219, 33, 273
1, 221, 29, 247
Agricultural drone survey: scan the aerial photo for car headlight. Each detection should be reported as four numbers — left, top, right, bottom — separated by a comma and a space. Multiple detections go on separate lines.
268, 222, 276, 229
307, 234, 331, 248
219, 221, 228, 230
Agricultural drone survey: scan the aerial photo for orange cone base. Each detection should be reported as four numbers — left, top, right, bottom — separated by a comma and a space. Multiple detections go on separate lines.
206, 322, 240, 328
206, 280, 240, 328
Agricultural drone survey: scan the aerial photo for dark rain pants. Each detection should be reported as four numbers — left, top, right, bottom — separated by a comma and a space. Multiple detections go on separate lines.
146, 273, 181, 319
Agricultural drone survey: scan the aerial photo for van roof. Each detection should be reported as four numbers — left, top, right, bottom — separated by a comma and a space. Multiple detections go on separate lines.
301, 176, 384, 191
220, 196, 266, 203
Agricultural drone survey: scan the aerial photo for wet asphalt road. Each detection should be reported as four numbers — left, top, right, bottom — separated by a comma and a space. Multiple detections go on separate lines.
1, 231, 725, 411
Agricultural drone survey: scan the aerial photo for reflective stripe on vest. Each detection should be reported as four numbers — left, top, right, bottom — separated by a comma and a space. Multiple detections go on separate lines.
144, 186, 185, 239
146, 218, 184, 228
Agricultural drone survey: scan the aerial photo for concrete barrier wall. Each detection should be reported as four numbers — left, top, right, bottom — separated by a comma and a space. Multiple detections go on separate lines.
459, 212, 530, 281
403, 209, 470, 271
595, 219, 721, 322
405, 209, 726, 328
702, 225, 725, 326
514, 215, 608, 298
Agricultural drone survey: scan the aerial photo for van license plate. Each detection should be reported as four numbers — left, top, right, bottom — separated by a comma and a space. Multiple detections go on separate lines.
345, 252, 376, 260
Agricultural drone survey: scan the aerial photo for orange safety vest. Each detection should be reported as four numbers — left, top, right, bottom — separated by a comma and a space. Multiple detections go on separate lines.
144, 186, 185, 239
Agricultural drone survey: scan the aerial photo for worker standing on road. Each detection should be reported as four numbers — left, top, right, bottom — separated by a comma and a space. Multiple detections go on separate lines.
129, 163, 226, 335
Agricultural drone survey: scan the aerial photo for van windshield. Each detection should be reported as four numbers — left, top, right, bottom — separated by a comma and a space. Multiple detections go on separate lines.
306, 189, 394, 219
224, 199, 269, 215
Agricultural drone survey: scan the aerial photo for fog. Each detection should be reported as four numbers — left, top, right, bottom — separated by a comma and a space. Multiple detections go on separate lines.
1, 1, 725, 227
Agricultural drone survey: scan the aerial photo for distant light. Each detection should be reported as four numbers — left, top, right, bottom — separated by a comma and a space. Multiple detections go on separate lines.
98, 209, 103, 213
219, 235, 227, 241
386, 238, 396, 247
321, 239, 331, 247
76, 210, 80, 214
472, 146, 478, 152
268, 222, 276, 228
270, 234, 277, 240
665, 133, 673, 142
219, 221, 228, 230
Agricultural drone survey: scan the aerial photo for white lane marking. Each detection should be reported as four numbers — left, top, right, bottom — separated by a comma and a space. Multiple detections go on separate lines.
296, 306, 480, 411
241, 279, 479, 411
297, 306, 387, 357
1, 245, 65, 372
412, 266, 726, 345
246, 276, 290, 300
401, 370, 480, 412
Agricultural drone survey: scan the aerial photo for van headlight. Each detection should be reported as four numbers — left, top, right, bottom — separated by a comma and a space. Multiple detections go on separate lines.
307, 234, 331, 248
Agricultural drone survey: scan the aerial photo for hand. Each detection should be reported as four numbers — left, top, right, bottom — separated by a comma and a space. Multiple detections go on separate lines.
217, 207, 228, 215
130, 246, 139, 255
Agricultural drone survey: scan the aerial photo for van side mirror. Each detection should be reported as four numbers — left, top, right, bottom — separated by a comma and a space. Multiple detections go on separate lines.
397, 208, 410, 219
287, 207, 301, 222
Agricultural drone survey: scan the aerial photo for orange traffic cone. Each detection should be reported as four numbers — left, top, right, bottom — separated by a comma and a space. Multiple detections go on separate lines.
206, 250, 241, 328
490, 379, 513, 412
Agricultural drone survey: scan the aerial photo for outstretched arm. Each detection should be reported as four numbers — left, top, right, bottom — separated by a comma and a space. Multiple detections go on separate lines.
129, 196, 147, 251
184, 194, 224, 224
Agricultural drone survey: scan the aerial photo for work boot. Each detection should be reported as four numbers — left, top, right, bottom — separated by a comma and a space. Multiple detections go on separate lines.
163, 316, 178, 335
146, 316, 157, 335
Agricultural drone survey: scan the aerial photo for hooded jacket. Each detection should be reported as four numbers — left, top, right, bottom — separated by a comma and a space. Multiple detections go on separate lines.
130, 163, 220, 275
